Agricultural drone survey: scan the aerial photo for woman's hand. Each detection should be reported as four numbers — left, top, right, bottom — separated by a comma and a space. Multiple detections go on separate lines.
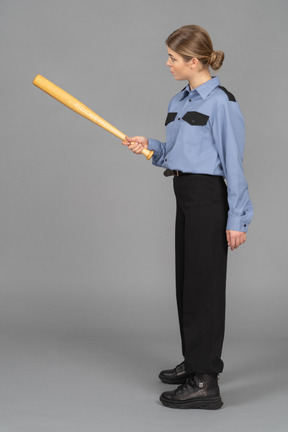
121, 136, 148, 154
226, 230, 246, 251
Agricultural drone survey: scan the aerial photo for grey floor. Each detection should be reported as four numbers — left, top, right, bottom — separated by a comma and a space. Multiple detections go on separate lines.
0, 328, 287, 432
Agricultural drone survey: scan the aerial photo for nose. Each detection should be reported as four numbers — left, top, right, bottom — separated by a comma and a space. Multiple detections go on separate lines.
166, 58, 171, 66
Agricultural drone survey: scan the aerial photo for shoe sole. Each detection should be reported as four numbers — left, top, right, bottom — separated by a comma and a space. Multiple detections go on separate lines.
159, 395, 223, 410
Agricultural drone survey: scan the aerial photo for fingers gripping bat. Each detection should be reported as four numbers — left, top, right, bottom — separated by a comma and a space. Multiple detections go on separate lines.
32, 75, 154, 160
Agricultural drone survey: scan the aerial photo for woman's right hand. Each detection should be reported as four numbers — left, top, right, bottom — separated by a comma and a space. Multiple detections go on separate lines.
121, 136, 148, 154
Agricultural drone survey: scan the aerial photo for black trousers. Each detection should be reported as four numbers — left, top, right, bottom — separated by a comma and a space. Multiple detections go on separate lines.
173, 174, 229, 375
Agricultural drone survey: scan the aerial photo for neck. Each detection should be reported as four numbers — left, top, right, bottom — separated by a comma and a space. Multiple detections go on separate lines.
189, 69, 212, 90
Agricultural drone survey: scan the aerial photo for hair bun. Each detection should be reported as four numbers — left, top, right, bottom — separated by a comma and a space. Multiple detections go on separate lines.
209, 50, 225, 70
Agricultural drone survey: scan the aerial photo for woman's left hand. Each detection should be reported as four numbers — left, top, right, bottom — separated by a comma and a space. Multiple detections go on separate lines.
226, 230, 246, 251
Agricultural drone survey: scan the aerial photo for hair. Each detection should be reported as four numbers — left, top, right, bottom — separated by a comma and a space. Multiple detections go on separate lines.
165, 25, 224, 71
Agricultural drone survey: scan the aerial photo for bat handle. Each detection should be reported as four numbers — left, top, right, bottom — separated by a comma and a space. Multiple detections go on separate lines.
141, 147, 154, 160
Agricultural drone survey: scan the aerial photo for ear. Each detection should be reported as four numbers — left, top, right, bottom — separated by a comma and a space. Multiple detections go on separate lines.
188, 57, 199, 69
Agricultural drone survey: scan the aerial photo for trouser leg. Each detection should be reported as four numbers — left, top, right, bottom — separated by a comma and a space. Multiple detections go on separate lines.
175, 202, 186, 357
174, 175, 228, 375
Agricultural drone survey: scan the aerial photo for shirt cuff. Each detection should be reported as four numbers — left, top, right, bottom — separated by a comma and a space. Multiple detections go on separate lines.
148, 138, 161, 152
226, 214, 249, 232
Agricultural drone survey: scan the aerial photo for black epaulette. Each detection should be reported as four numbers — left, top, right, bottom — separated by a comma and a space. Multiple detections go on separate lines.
218, 85, 236, 102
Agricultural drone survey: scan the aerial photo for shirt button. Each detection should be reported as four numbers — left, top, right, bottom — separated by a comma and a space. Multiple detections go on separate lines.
244, 224, 246, 227
189, 99, 192, 102
178, 118, 181, 120
165, 158, 167, 161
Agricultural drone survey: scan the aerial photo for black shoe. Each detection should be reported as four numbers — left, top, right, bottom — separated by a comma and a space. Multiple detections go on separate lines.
159, 361, 193, 385
159, 373, 223, 410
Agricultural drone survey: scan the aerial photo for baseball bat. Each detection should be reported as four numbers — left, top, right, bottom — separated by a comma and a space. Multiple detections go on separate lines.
32, 75, 154, 160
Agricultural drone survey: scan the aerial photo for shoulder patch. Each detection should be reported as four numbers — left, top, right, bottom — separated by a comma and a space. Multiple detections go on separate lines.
218, 85, 236, 102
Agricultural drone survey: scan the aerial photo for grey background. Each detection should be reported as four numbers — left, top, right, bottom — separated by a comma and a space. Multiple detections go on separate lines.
0, 0, 287, 431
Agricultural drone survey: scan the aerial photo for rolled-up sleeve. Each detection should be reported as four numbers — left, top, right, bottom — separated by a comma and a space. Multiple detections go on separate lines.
212, 99, 253, 232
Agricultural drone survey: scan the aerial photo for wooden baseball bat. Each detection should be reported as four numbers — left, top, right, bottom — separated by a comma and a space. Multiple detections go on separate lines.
33, 74, 154, 160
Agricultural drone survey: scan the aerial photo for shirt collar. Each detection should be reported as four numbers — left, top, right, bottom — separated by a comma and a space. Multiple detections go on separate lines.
181, 76, 220, 100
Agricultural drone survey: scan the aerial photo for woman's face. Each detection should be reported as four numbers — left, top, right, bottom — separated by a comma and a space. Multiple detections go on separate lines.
166, 47, 194, 81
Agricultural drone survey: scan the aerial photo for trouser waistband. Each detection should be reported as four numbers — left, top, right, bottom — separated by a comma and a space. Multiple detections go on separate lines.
163, 169, 222, 178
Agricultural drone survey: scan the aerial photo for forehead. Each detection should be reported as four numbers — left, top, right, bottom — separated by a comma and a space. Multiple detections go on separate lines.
166, 47, 181, 58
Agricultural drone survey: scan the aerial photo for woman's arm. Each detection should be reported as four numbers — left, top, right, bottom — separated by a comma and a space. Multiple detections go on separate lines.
212, 98, 253, 250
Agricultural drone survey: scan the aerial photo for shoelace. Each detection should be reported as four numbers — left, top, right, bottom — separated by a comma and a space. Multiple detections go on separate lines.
176, 375, 200, 394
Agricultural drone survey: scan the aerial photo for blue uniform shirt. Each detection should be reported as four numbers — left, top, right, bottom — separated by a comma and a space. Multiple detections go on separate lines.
148, 76, 253, 232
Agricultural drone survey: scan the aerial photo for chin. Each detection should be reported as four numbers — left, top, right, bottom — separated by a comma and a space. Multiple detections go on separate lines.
172, 74, 185, 81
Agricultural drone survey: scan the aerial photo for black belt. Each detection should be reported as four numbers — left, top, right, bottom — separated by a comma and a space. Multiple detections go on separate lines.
163, 169, 223, 178
164, 169, 197, 177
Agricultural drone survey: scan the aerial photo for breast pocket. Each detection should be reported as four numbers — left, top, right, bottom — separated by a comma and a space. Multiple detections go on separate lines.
165, 112, 177, 126
181, 111, 210, 146
165, 112, 178, 142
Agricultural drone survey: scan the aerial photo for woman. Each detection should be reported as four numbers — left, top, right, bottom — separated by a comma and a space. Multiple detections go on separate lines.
122, 25, 253, 410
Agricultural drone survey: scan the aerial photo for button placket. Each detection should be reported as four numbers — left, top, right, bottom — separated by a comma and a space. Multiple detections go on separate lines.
178, 93, 194, 122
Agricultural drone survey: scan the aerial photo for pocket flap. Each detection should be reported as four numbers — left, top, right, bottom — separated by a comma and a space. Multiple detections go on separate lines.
182, 111, 209, 126
165, 112, 177, 126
